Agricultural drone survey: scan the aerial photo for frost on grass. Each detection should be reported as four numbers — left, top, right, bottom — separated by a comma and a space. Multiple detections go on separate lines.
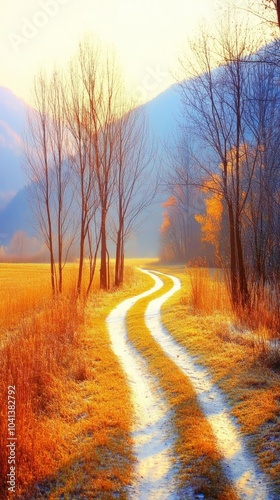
143, 269, 272, 500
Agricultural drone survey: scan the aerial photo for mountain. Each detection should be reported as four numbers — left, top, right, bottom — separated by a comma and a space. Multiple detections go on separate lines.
144, 83, 181, 139
132, 85, 182, 255
0, 87, 27, 210
0, 188, 33, 246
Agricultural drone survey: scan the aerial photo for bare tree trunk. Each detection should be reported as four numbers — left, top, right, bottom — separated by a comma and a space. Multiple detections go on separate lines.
100, 210, 108, 290
86, 228, 101, 297
77, 218, 85, 296
236, 219, 249, 307
119, 236, 125, 285
107, 248, 110, 290
112, 104, 156, 288
227, 201, 238, 307
115, 228, 122, 287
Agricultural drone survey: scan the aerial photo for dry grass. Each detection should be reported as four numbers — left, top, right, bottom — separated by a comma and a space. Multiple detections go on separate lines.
187, 266, 231, 315
0, 261, 148, 498
244, 279, 280, 338
159, 267, 280, 497
126, 272, 237, 499
0, 264, 53, 333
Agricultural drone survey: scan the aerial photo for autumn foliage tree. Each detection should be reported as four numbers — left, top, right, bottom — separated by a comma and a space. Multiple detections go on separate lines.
159, 186, 208, 264
160, 196, 181, 262
195, 178, 223, 261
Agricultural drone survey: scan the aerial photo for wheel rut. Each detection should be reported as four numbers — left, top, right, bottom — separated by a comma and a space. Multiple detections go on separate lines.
106, 269, 273, 499
142, 269, 272, 500
106, 274, 179, 499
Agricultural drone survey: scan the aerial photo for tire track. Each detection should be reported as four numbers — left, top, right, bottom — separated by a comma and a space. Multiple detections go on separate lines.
142, 269, 272, 500
106, 273, 179, 499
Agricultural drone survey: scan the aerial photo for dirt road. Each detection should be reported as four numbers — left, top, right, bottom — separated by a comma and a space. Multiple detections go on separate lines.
107, 270, 272, 499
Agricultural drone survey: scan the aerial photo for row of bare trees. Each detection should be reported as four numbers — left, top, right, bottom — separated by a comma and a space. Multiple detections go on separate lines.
24, 37, 155, 296
162, 15, 280, 311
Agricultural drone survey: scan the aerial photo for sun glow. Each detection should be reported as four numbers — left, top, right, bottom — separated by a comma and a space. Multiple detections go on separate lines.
0, 0, 233, 101
0, 0, 270, 106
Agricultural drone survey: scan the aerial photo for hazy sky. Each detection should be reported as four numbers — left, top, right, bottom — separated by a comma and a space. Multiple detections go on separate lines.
0, 0, 272, 105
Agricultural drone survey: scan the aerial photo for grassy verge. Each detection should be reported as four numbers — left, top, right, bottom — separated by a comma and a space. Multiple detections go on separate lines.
0, 262, 150, 498
0, 264, 55, 334
157, 265, 280, 497
126, 270, 237, 499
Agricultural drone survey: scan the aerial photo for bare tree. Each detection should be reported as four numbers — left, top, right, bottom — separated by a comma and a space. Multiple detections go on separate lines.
64, 59, 100, 296
77, 37, 121, 290
113, 103, 156, 286
243, 48, 280, 292
24, 71, 74, 295
178, 18, 261, 307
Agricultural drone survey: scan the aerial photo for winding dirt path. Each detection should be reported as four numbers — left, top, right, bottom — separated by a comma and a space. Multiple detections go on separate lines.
106, 277, 179, 499
143, 269, 271, 500
107, 269, 272, 499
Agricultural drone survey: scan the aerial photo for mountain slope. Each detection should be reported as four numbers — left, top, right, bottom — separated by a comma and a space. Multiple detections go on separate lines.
144, 83, 181, 139
0, 87, 27, 209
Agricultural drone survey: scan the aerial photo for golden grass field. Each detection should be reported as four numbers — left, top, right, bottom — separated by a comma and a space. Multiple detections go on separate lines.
0, 261, 151, 498
0, 259, 279, 498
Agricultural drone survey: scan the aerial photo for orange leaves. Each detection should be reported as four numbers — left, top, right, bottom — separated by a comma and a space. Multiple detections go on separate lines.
162, 196, 177, 208
195, 173, 223, 249
160, 214, 171, 234
160, 196, 177, 235
195, 192, 223, 250
201, 174, 221, 193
